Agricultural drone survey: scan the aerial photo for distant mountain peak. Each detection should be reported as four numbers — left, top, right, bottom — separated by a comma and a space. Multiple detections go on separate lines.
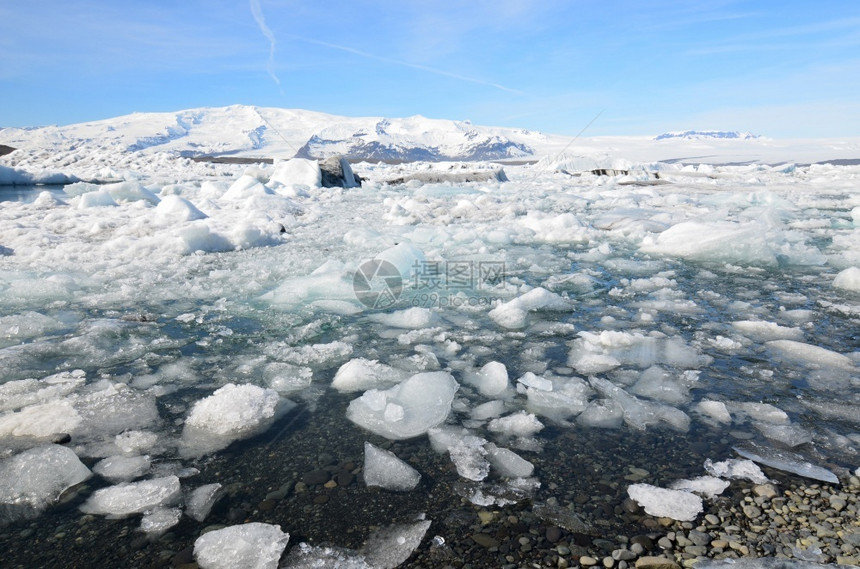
655, 130, 760, 141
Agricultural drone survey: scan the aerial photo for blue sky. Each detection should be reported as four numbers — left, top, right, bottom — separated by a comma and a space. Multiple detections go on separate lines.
1, 0, 858, 137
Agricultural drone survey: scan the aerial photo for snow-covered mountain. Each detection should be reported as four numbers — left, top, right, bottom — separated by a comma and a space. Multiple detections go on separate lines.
655, 130, 760, 141
0, 105, 551, 163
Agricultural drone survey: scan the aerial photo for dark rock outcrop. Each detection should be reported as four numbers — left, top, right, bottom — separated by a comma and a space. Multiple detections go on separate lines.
319, 155, 361, 188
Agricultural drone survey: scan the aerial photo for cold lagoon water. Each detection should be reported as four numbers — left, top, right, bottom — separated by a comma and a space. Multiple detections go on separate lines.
1, 156, 859, 568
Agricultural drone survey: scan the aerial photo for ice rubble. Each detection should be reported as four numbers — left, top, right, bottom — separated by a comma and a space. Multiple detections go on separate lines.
92, 454, 151, 483
332, 358, 409, 393
140, 507, 182, 536
734, 441, 839, 484
627, 483, 703, 521
833, 267, 860, 291
346, 371, 459, 440
704, 458, 769, 484
186, 483, 223, 522
0, 445, 92, 523
194, 522, 290, 569
363, 442, 421, 491
669, 476, 730, 499
79, 475, 181, 516
181, 383, 294, 457
488, 287, 569, 329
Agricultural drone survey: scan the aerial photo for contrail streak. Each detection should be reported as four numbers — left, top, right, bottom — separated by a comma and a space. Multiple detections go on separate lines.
288, 34, 524, 95
250, 0, 282, 89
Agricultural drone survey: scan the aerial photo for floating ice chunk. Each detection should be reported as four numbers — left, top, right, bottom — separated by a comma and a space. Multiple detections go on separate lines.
194, 522, 289, 569
695, 558, 845, 569
155, 195, 207, 222
485, 443, 534, 478
221, 174, 274, 201
115, 431, 158, 455
627, 483, 703, 521
833, 267, 860, 291
517, 372, 554, 392
468, 361, 510, 397
704, 458, 769, 484
471, 400, 506, 421
630, 365, 690, 405
104, 181, 160, 204
181, 383, 293, 457
0, 371, 84, 413
569, 330, 705, 374
70, 381, 159, 441
282, 543, 371, 568
0, 311, 66, 347
589, 377, 690, 432
427, 425, 471, 453
487, 411, 544, 438
0, 400, 81, 439
363, 442, 421, 491
186, 483, 222, 522
77, 190, 117, 208
731, 402, 789, 425
766, 340, 855, 370
374, 242, 426, 285
360, 520, 432, 569
489, 287, 569, 329
80, 475, 181, 516
346, 372, 459, 440
176, 222, 233, 253
734, 441, 839, 484
332, 359, 408, 393
525, 376, 591, 422
731, 320, 803, 341
140, 507, 181, 535
0, 445, 92, 523
92, 455, 151, 483
269, 158, 322, 189
669, 476, 730, 499
367, 307, 436, 329
577, 399, 624, 429
518, 211, 588, 243
640, 220, 825, 267
753, 422, 813, 447
448, 435, 490, 481
694, 400, 732, 424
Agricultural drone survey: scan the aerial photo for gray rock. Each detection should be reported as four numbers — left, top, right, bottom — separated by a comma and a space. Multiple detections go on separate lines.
319, 155, 361, 188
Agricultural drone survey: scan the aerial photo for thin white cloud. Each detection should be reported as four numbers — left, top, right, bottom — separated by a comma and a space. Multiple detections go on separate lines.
249, 0, 281, 89
288, 34, 524, 95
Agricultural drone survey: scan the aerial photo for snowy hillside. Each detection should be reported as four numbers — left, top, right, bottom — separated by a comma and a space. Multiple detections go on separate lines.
2, 105, 860, 185
0, 105, 554, 164
655, 130, 760, 141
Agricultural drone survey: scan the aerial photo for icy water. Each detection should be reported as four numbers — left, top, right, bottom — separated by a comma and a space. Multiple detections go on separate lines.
0, 161, 859, 567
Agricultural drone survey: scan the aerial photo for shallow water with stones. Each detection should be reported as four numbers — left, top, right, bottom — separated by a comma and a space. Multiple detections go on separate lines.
1, 163, 859, 567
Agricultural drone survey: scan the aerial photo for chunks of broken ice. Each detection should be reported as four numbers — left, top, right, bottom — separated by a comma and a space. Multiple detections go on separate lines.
363, 442, 421, 491
194, 522, 289, 569
669, 476, 730, 499
589, 377, 691, 432
181, 383, 294, 457
630, 365, 695, 405
79, 475, 181, 516
731, 320, 803, 341
0, 444, 92, 523
140, 507, 182, 536
346, 371, 458, 440
186, 483, 222, 522
427, 426, 490, 481
524, 375, 591, 423
766, 339, 855, 371
833, 266, 860, 291
734, 441, 839, 484
704, 458, 769, 484
466, 361, 510, 398
488, 287, 569, 329
487, 411, 544, 438
485, 443, 534, 478
331, 358, 408, 393
92, 454, 151, 483
694, 399, 733, 425
569, 330, 706, 374
0, 400, 82, 440
367, 307, 436, 329
282, 543, 372, 568
470, 399, 506, 421
627, 483, 703, 521
360, 520, 431, 569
